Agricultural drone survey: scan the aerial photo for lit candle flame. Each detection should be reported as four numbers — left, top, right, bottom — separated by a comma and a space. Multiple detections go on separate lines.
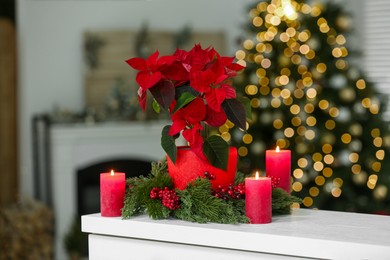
276, 146, 280, 152
255, 171, 260, 180
110, 170, 114, 176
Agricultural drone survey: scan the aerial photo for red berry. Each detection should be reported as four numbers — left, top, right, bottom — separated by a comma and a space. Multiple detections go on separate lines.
150, 187, 162, 199
159, 187, 181, 210
212, 183, 245, 200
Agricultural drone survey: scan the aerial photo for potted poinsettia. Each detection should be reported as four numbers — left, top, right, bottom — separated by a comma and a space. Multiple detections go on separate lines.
126, 44, 250, 189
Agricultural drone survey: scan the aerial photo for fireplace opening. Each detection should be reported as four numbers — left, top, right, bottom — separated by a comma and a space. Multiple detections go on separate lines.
76, 158, 152, 216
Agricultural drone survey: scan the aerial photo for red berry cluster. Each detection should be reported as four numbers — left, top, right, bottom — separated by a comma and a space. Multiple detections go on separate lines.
213, 183, 245, 200
149, 187, 180, 210
204, 171, 216, 180
268, 176, 281, 189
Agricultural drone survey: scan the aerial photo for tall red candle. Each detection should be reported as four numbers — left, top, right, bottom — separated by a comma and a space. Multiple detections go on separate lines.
266, 146, 291, 194
100, 170, 126, 217
245, 172, 272, 224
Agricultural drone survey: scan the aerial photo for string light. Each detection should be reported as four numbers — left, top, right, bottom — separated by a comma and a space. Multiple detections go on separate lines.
221, 132, 231, 142
282, 0, 298, 20
356, 79, 366, 89
238, 146, 248, 157
309, 187, 320, 197
322, 167, 333, 177
303, 197, 313, 207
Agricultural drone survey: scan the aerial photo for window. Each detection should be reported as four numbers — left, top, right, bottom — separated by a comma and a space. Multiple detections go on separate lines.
364, 0, 390, 120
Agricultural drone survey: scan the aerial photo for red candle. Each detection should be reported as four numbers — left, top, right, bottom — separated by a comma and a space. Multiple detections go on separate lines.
266, 146, 291, 194
100, 170, 126, 217
245, 172, 272, 224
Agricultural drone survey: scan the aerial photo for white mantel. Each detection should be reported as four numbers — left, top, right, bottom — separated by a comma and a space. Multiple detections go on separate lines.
82, 209, 390, 260
50, 121, 167, 260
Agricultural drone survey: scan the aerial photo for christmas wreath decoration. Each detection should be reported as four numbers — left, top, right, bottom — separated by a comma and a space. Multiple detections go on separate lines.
122, 160, 302, 224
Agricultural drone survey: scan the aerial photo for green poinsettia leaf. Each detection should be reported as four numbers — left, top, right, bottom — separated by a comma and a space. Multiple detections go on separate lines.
149, 80, 175, 110
172, 91, 197, 113
161, 125, 177, 163
221, 98, 247, 130
203, 135, 229, 170
152, 99, 161, 114
175, 84, 200, 100
237, 96, 252, 119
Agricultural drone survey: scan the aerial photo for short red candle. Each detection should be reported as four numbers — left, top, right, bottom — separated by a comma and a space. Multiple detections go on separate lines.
266, 146, 291, 194
245, 172, 272, 224
100, 170, 126, 217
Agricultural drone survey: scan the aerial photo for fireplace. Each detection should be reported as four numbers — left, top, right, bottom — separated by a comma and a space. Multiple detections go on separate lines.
49, 121, 167, 260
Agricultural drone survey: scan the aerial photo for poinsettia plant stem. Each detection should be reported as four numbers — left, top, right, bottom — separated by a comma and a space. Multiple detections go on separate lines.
202, 122, 209, 140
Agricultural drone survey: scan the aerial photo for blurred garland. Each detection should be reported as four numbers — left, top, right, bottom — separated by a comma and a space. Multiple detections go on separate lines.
122, 160, 302, 224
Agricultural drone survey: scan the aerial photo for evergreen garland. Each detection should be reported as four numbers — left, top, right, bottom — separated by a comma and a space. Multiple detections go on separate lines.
174, 178, 248, 224
122, 160, 302, 224
272, 188, 301, 215
122, 161, 173, 219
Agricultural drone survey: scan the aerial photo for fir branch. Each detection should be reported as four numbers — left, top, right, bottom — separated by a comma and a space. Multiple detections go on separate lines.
150, 159, 168, 177
272, 188, 302, 215
217, 200, 249, 224
175, 178, 218, 223
122, 177, 147, 219
122, 170, 173, 219
175, 178, 249, 224
145, 199, 170, 220
230, 198, 246, 217
234, 171, 246, 185
148, 169, 172, 188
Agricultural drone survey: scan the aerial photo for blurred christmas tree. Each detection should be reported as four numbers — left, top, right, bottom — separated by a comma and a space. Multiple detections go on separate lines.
228, 0, 390, 213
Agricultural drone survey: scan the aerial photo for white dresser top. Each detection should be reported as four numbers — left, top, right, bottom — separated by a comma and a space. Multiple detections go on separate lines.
82, 209, 390, 259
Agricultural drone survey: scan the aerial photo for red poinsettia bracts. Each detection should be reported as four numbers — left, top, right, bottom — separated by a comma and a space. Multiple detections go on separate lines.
126, 44, 248, 170
169, 98, 206, 138
126, 51, 176, 110
126, 51, 175, 90
189, 61, 237, 112
204, 106, 227, 127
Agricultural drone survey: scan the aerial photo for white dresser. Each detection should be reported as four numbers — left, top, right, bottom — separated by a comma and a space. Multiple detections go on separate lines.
82, 209, 390, 259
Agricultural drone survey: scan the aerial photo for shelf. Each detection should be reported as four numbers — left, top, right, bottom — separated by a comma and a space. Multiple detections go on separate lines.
82, 209, 390, 259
